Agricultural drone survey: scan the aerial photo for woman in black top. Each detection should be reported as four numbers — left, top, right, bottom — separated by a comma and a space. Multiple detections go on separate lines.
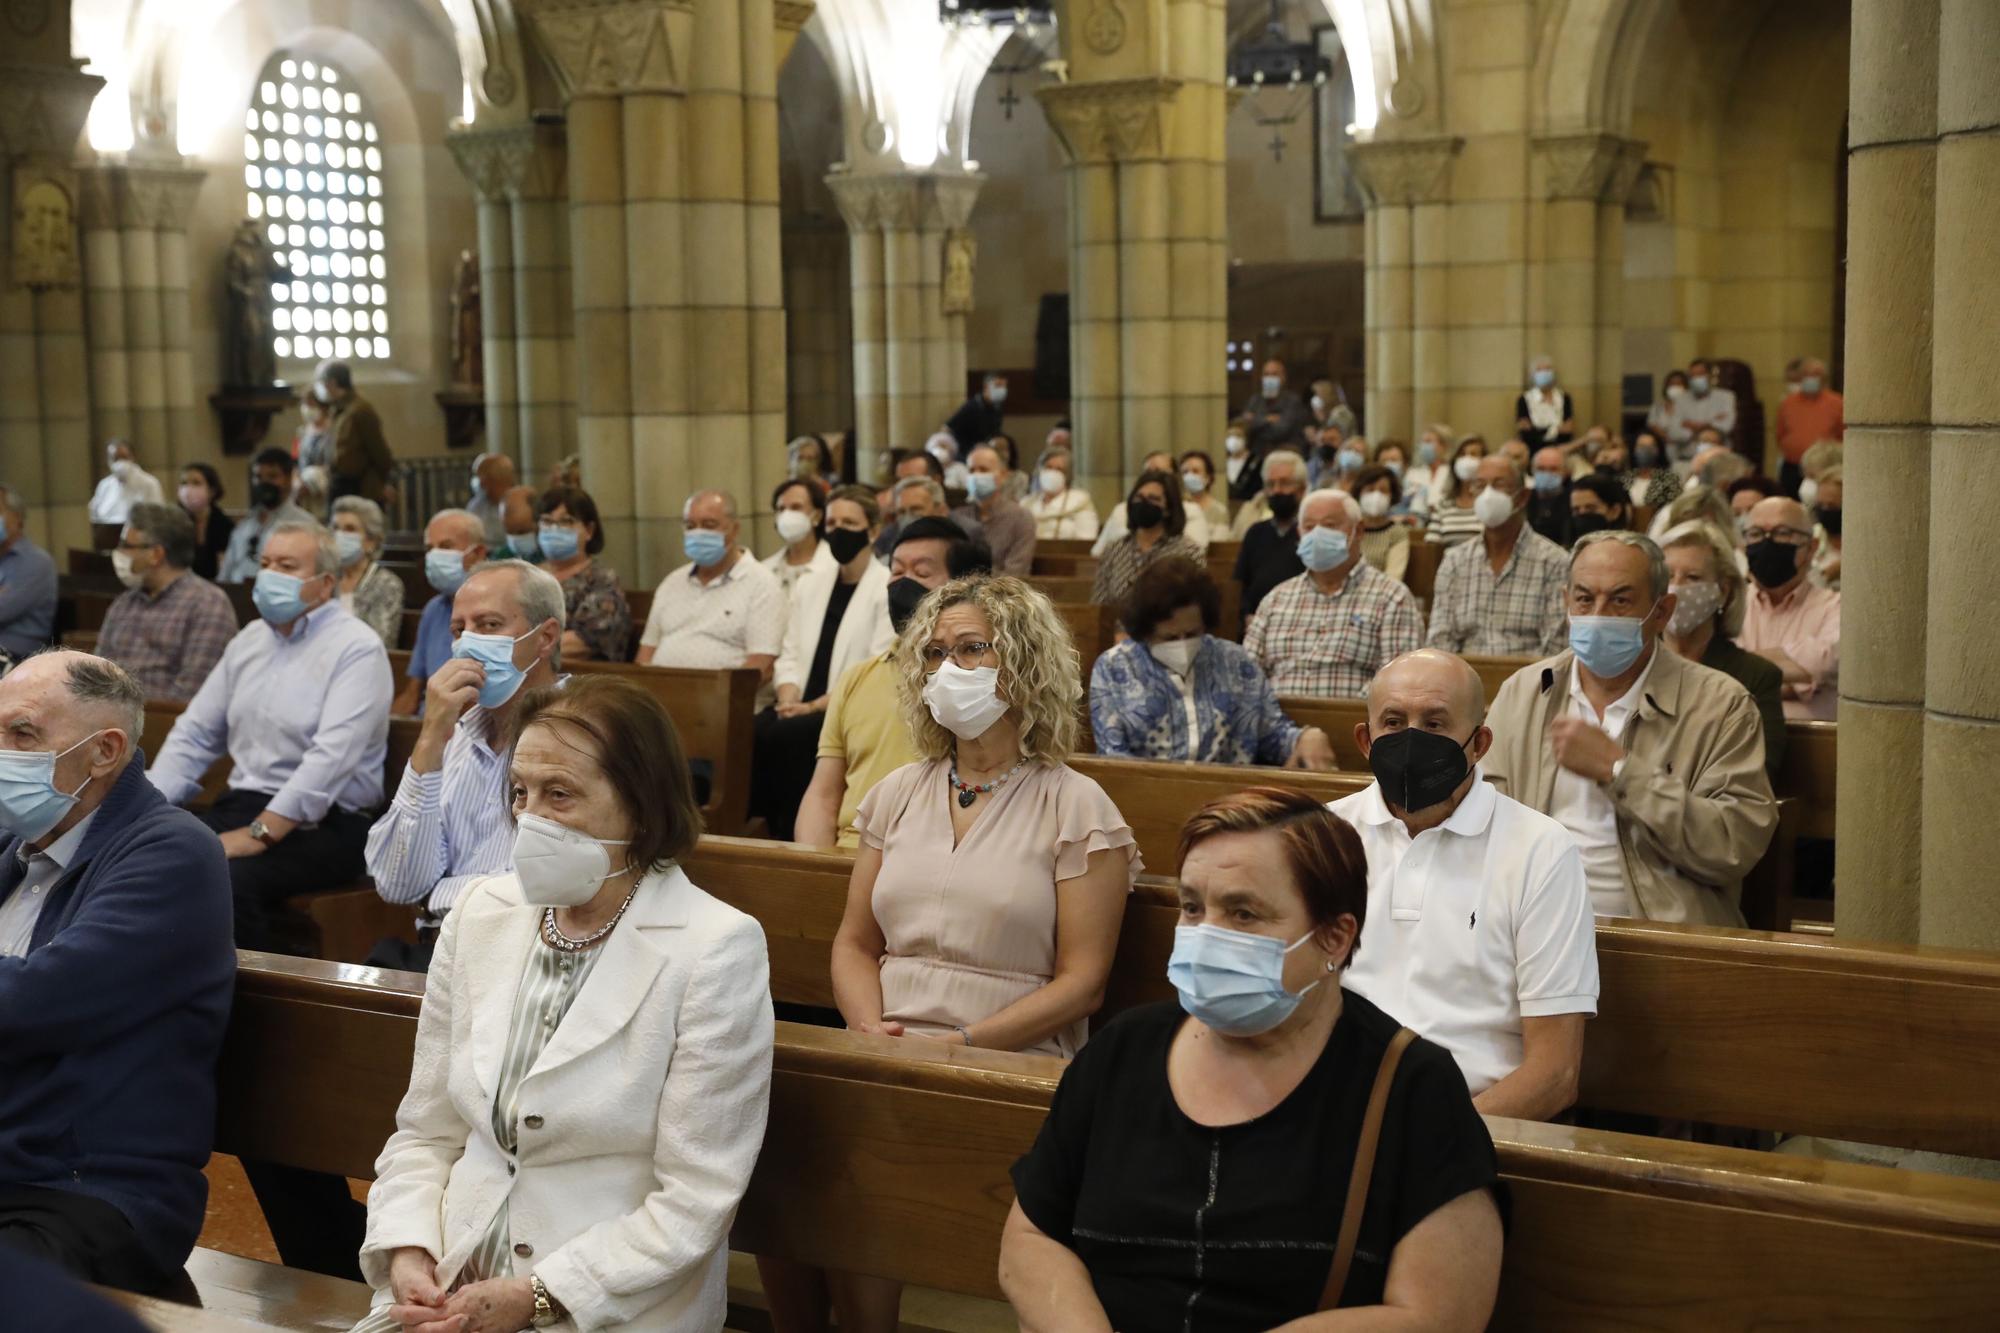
1001, 788, 1502, 1332
177, 462, 236, 582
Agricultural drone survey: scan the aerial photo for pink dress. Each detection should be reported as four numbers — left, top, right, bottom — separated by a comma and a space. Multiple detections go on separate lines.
855, 758, 1142, 1057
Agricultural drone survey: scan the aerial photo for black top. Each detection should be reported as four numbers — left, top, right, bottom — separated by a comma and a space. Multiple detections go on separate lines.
189, 509, 236, 582
1514, 391, 1575, 445
1702, 634, 1788, 776
804, 576, 859, 700
1525, 491, 1571, 548
946, 394, 1004, 452
1234, 518, 1307, 617
1011, 994, 1499, 1332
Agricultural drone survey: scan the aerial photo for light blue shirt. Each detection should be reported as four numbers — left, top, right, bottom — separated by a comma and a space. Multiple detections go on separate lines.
217, 502, 310, 584
0, 538, 58, 661
147, 599, 392, 822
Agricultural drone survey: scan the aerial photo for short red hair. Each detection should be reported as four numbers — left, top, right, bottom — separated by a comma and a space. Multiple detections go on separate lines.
1177, 787, 1370, 958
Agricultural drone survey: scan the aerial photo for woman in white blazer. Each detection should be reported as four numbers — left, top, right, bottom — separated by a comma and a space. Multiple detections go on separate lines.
352, 676, 774, 1333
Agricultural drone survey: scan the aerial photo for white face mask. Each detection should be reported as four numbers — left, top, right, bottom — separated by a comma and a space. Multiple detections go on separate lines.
1038, 468, 1066, 495
111, 548, 146, 588
1224, 435, 1247, 456
1358, 489, 1391, 520
512, 812, 632, 907
775, 509, 814, 545
1797, 477, 1819, 510
1453, 455, 1482, 482
1474, 487, 1517, 528
111, 458, 134, 481
922, 661, 1009, 741
1149, 636, 1200, 678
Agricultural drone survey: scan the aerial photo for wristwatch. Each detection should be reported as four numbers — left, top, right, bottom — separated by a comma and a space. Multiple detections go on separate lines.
529, 1274, 563, 1328
247, 818, 278, 847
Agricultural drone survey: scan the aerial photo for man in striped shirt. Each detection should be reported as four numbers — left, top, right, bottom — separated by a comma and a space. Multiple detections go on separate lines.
363, 558, 566, 971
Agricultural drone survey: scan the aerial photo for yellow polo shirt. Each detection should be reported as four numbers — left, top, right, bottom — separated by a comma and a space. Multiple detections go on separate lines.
818, 652, 917, 848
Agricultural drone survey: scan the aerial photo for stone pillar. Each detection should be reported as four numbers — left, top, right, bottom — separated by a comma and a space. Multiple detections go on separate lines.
826, 170, 982, 464
781, 216, 853, 443
1351, 137, 1460, 444
1920, 0, 2000, 950
1530, 133, 1643, 434
1836, 0, 1937, 946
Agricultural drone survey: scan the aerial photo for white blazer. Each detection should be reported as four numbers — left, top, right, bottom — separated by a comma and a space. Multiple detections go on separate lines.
773, 555, 894, 697
359, 867, 774, 1332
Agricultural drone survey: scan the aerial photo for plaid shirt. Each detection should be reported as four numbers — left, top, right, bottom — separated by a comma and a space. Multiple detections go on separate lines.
1424, 527, 1570, 658
1243, 562, 1425, 699
95, 572, 239, 702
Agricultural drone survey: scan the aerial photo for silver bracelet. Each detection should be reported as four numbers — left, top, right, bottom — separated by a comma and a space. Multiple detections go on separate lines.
954, 1025, 972, 1046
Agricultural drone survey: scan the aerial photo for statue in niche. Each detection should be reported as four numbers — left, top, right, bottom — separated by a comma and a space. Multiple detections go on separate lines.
11, 174, 78, 289
223, 219, 286, 387
450, 249, 482, 389
942, 229, 975, 316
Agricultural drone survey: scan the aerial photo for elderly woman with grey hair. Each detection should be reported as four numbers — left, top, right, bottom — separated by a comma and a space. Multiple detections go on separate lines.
330, 496, 402, 648
1659, 520, 1786, 776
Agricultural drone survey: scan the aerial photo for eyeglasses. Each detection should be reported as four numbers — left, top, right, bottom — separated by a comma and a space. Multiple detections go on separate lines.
1741, 526, 1811, 545
921, 641, 995, 672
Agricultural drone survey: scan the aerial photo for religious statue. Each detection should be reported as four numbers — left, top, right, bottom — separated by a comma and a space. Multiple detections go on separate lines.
11, 171, 78, 290
942, 228, 975, 316
450, 249, 482, 389
224, 218, 287, 388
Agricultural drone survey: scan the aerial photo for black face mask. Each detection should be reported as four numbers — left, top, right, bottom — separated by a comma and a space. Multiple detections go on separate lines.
1315, 444, 1338, 465
1569, 512, 1614, 539
1266, 492, 1300, 523
250, 481, 284, 510
1814, 506, 1842, 538
826, 526, 872, 565
1745, 538, 1803, 590
1127, 497, 1164, 531
1367, 726, 1477, 813
887, 576, 929, 634
1595, 462, 1626, 479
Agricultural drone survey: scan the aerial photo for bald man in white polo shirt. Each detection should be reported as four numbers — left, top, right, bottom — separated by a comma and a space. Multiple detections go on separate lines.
1329, 648, 1598, 1121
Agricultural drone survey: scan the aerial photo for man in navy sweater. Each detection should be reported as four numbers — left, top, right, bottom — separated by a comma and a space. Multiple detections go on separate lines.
0, 650, 234, 1293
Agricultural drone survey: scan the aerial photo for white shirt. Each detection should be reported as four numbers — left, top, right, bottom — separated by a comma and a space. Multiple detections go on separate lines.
761, 539, 837, 602
774, 556, 894, 697
1090, 498, 1211, 558
1331, 773, 1598, 1096
1549, 654, 1656, 917
639, 551, 785, 669
0, 810, 99, 958
88, 466, 166, 524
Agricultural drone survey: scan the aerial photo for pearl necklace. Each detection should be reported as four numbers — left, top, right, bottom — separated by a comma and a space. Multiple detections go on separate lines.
541, 881, 640, 952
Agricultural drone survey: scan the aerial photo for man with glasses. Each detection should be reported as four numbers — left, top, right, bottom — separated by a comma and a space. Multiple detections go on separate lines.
1481, 531, 1777, 924
1737, 496, 1841, 720
1426, 456, 1570, 657
94, 503, 238, 701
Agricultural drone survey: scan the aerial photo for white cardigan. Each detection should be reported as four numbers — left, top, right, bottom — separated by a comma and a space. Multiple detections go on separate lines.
773, 555, 894, 697
359, 868, 774, 1332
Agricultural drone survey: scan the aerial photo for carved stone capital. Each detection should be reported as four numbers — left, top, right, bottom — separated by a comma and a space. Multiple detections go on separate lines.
77, 161, 207, 231
0, 60, 104, 159
825, 170, 985, 234
1349, 135, 1462, 208
447, 121, 568, 201
773, 0, 814, 67
1036, 77, 1179, 165
521, 0, 691, 99
1531, 131, 1644, 203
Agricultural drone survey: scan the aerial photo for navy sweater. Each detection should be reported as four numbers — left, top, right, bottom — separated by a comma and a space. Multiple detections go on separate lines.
0, 755, 234, 1280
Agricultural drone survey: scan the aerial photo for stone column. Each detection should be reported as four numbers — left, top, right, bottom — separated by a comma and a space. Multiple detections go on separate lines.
781, 216, 853, 443
826, 170, 982, 463
1836, 0, 1937, 945
1920, 0, 2000, 950
509, 124, 573, 478
1351, 137, 1460, 444
1530, 133, 1643, 434
446, 128, 521, 459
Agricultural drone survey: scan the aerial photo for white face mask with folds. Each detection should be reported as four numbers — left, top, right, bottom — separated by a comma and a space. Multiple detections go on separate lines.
922, 661, 1010, 740
512, 812, 632, 906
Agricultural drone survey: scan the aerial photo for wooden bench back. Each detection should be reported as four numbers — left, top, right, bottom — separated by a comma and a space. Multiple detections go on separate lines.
680, 835, 2000, 1159
217, 955, 2000, 1328
558, 661, 758, 834
376, 560, 430, 609
1051, 600, 1118, 683
1778, 719, 1836, 839
1405, 539, 1444, 603
1065, 755, 1368, 871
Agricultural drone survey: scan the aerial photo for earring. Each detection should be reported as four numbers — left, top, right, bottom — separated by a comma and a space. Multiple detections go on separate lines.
1324, 958, 1337, 973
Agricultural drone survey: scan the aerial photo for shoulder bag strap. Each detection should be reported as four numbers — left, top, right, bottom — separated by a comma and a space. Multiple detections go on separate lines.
1319, 1026, 1420, 1310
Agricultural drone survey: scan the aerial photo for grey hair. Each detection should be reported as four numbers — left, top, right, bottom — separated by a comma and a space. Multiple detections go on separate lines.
265, 518, 340, 576
683, 489, 738, 521
126, 502, 195, 570
331, 495, 387, 545
1261, 449, 1306, 481
1800, 440, 1844, 479
466, 558, 568, 670
427, 507, 485, 546
892, 476, 946, 508
42, 650, 145, 748
1570, 529, 1670, 602
1660, 520, 1747, 637
0, 486, 22, 520
1302, 488, 1361, 522
1696, 451, 1753, 489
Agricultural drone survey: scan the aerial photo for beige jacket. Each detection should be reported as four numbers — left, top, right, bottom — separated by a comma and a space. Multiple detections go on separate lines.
1482, 645, 1778, 926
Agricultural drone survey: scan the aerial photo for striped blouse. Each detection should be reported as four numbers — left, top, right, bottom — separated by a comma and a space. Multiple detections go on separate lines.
1425, 502, 1485, 547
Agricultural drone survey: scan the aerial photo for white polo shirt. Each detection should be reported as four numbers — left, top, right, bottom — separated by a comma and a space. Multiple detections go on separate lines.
638, 551, 786, 670
1548, 653, 1656, 918
1330, 772, 1599, 1096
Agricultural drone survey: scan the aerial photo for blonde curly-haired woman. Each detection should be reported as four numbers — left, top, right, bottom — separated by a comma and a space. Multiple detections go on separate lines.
815, 574, 1141, 1332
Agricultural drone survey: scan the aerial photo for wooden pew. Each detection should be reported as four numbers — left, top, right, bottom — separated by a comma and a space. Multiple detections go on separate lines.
207, 954, 2000, 1330
682, 835, 2000, 1161
1404, 538, 1444, 603
1066, 754, 1367, 871
1777, 718, 1836, 840
1052, 600, 1118, 683
563, 661, 758, 834
376, 559, 429, 609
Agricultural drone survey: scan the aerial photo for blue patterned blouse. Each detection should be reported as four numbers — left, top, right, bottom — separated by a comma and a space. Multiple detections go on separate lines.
1089, 636, 1303, 766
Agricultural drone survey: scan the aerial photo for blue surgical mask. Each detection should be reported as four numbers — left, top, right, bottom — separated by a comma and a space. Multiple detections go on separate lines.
333, 530, 366, 568
1169, 923, 1320, 1037
1296, 524, 1350, 572
252, 568, 315, 625
966, 472, 997, 502
684, 528, 728, 567
451, 625, 543, 709
1569, 607, 1656, 678
1262, 375, 1282, 398
1383, 460, 1404, 480
0, 731, 101, 842
1336, 447, 1365, 473
1415, 441, 1439, 467
1533, 368, 1556, 388
538, 524, 580, 561
426, 547, 471, 595
508, 530, 540, 562
1533, 470, 1564, 494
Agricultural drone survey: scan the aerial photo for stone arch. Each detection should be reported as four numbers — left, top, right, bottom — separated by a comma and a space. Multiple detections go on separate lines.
1318, 0, 1441, 139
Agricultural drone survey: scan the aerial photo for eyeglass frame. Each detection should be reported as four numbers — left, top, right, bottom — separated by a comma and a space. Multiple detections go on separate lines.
920, 640, 997, 673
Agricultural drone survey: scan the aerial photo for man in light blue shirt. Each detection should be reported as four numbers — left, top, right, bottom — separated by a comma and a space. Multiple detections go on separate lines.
390, 507, 488, 716
148, 519, 392, 954
364, 559, 564, 971
217, 449, 309, 584
0, 488, 57, 662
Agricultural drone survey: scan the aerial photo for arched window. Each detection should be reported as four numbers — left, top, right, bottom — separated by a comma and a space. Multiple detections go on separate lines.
242, 52, 391, 364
